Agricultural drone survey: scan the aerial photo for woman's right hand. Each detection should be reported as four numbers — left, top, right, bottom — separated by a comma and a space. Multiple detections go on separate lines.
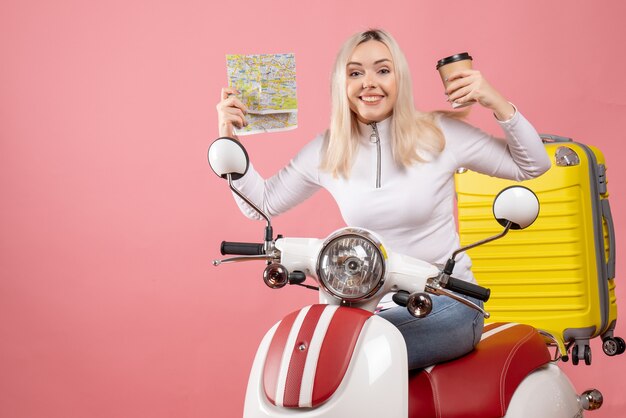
217, 87, 249, 137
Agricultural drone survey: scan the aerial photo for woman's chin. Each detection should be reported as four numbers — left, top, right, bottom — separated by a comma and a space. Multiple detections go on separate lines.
357, 112, 391, 124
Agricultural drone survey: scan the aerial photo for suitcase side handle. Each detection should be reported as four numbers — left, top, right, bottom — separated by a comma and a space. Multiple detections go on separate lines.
602, 199, 616, 280
539, 134, 573, 143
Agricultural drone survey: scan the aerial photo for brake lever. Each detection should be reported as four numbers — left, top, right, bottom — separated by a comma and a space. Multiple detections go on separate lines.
212, 254, 275, 266
425, 279, 491, 319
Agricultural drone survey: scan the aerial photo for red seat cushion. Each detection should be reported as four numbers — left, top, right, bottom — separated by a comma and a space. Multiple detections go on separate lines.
408, 323, 551, 418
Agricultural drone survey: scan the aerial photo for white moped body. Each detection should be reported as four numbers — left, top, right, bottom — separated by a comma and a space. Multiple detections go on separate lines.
245, 313, 408, 417
243, 307, 582, 418
207, 137, 602, 417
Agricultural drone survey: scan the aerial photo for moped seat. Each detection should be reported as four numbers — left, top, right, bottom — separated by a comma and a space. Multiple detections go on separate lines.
408, 322, 551, 418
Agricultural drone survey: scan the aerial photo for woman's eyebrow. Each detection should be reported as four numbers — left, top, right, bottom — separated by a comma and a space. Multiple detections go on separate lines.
346, 58, 391, 67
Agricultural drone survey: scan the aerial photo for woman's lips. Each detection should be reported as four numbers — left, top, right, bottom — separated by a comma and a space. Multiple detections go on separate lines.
360, 95, 384, 104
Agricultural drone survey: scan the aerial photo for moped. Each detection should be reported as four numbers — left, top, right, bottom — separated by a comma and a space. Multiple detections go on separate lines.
208, 137, 603, 417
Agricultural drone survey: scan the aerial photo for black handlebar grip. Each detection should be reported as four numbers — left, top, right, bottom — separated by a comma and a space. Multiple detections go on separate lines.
220, 241, 265, 256
445, 277, 491, 302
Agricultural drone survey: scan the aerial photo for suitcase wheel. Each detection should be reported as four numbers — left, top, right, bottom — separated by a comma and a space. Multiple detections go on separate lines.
572, 345, 579, 365
572, 344, 592, 366
602, 336, 626, 356
584, 345, 592, 365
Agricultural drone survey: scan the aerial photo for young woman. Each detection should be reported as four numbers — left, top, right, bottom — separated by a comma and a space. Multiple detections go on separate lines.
215, 29, 551, 369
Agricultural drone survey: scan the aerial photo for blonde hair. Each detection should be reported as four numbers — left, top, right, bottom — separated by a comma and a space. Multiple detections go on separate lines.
320, 29, 447, 178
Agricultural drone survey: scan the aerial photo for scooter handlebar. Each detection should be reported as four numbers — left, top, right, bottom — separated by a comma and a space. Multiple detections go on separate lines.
220, 241, 265, 256
445, 277, 491, 302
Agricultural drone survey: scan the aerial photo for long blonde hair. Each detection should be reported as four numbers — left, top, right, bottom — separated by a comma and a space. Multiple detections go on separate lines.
320, 29, 447, 178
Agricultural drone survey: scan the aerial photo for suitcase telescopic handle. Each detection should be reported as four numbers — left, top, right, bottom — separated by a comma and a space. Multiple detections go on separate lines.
539, 133, 573, 143
602, 200, 616, 280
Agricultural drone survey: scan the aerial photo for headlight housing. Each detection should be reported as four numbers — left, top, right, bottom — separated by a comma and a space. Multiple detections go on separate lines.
316, 228, 386, 301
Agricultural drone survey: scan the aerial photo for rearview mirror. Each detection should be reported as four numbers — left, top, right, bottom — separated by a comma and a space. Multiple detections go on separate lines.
493, 186, 540, 230
207, 137, 249, 180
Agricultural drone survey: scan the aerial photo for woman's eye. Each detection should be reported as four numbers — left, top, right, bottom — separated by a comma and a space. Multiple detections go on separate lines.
379, 68, 390, 74
349, 71, 361, 77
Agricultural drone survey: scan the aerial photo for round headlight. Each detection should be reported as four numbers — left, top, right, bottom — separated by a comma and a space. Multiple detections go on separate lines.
316, 228, 386, 301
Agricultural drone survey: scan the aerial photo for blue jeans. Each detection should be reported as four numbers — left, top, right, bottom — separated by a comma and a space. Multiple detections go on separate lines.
377, 294, 484, 370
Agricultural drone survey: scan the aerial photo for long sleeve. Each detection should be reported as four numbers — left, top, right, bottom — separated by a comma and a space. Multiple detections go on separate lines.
230, 135, 324, 220
440, 110, 551, 181
222, 110, 549, 286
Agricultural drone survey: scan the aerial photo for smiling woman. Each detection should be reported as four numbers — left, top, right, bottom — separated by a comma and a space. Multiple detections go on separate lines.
321, 30, 457, 180
214, 28, 551, 370
345, 41, 398, 124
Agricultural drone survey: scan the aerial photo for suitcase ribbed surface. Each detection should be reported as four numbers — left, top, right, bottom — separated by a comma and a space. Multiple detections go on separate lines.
455, 142, 617, 350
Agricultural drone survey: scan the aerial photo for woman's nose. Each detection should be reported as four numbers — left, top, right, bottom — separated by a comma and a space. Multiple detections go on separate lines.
362, 75, 376, 88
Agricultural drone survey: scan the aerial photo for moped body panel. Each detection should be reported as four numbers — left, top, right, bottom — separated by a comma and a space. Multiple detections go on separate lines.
244, 307, 408, 417
504, 363, 582, 418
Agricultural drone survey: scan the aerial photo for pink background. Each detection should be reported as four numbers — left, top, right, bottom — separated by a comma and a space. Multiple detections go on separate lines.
2, 1, 625, 416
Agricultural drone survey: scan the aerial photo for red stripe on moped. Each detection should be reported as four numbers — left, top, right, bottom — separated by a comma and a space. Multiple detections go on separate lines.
262, 305, 373, 408
262, 308, 299, 405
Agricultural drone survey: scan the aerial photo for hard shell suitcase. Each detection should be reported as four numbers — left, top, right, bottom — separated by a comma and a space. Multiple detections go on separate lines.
455, 134, 623, 364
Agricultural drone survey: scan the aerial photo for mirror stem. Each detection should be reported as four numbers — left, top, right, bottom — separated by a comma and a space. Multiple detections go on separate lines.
444, 221, 512, 275
227, 174, 274, 243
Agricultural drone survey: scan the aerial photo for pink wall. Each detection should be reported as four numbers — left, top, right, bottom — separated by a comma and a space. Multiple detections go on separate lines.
1, 1, 625, 416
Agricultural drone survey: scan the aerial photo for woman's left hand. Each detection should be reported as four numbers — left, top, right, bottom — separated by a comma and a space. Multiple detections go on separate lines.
446, 69, 515, 121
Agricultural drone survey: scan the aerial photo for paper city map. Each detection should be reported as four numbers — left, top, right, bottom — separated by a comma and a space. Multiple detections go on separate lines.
226, 53, 297, 135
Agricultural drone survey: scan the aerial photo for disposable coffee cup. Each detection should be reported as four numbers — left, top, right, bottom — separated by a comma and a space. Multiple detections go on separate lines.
436, 52, 474, 109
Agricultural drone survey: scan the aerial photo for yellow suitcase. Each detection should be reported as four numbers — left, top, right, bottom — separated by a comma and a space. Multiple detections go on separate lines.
455, 135, 622, 365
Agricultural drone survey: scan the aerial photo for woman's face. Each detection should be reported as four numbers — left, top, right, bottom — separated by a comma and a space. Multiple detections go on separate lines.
346, 40, 398, 124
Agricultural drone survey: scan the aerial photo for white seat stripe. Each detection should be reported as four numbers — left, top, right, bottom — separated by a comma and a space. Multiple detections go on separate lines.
275, 305, 312, 406
424, 365, 435, 373
298, 305, 340, 407
480, 323, 519, 341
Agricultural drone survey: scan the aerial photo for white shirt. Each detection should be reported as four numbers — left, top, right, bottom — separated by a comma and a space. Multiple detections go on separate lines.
232, 110, 551, 284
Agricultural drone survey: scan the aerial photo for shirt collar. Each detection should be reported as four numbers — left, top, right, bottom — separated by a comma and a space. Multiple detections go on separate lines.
357, 116, 392, 143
